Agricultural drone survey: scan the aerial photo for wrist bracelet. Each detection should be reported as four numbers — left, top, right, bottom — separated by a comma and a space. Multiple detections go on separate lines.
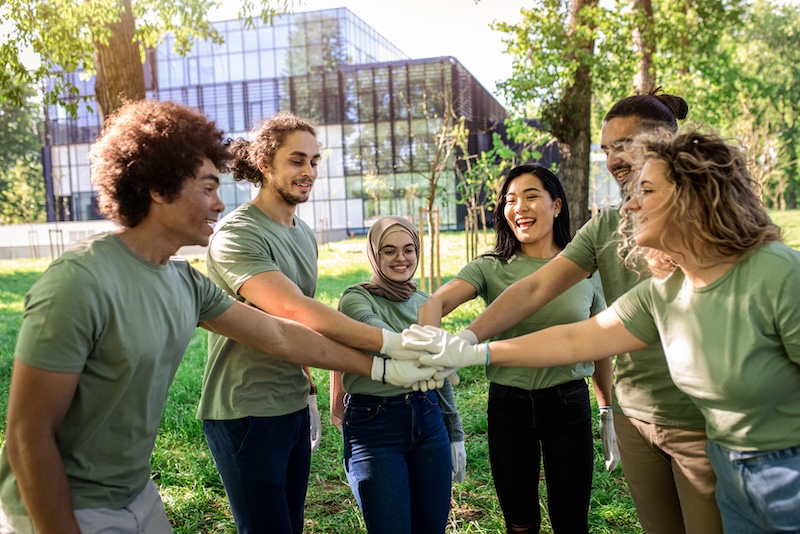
381, 358, 387, 385
484, 344, 490, 366
599, 405, 611, 411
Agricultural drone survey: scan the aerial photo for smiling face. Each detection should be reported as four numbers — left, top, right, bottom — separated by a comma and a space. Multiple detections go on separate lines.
261, 130, 321, 206
158, 157, 225, 247
601, 116, 645, 186
503, 173, 562, 257
625, 159, 677, 250
377, 230, 418, 283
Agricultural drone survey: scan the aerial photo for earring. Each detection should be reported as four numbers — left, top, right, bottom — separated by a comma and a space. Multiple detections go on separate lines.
554, 212, 559, 218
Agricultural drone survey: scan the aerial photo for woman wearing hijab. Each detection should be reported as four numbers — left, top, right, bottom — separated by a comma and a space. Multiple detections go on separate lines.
330, 216, 464, 534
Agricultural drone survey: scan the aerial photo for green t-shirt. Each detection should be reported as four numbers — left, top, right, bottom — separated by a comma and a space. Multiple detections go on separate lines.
457, 253, 604, 390
0, 233, 234, 513
338, 285, 463, 442
613, 241, 800, 451
561, 207, 706, 427
199, 203, 318, 420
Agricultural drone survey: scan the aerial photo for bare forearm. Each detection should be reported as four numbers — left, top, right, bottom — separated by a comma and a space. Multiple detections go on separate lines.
284, 298, 383, 352
468, 286, 534, 342
486, 311, 647, 369
204, 306, 374, 376
468, 256, 591, 342
416, 298, 444, 327
592, 357, 614, 407
6, 434, 79, 534
272, 321, 374, 376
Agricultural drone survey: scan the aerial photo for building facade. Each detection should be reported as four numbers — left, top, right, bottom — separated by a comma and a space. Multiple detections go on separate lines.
44, 7, 508, 239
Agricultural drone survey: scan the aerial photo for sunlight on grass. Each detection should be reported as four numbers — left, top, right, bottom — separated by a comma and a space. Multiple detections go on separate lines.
2, 215, 799, 532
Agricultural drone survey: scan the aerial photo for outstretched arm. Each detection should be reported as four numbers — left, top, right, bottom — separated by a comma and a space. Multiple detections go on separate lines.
202, 301, 373, 375
488, 308, 646, 367
417, 279, 478, 327
239, 271, 385, 351
203, 302, 437, 386
467, 255, 590, 342
410, 308, 647, 370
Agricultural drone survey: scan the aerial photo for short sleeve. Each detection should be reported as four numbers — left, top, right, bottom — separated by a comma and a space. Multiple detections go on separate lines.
338, 286, 393, 331
611, 279, 660, 346
775, 260, 800, 364
208, 223, 281, 294
188, 266, 236, 322
14, 260, 99, 373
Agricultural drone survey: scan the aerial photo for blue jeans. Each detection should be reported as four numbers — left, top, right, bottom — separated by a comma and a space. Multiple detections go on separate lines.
343, 390, 452, 534
203, 408, 311, 534
487, 380, 593, 534
706, 441, 800, 533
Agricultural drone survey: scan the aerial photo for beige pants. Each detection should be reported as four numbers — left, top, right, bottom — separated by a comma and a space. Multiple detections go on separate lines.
615, 412, 723, 534
0, 479, 172, 534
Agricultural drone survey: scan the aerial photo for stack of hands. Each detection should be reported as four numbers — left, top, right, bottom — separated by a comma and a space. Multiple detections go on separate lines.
375, 326, 486, 391
376, 325, 621, 474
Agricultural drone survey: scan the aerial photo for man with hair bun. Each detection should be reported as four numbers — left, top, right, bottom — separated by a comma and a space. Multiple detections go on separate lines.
0, 100, 435, 534
450, 90, 724, 533
199, 113, 441, 534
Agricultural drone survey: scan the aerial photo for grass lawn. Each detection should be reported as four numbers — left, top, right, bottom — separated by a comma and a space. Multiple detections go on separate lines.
1, 209, 798, 532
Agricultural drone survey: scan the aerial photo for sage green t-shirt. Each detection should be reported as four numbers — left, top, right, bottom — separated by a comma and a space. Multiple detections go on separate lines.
338, 285, 464, 442
198, 203, 318, 420
613, 241, 800, 451
561, 207, 706, 428
0, 233, 234, 514
457, 253, 604, 390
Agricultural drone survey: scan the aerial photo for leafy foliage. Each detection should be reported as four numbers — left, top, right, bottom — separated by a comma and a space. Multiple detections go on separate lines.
0, 82, 45, 224
0, 0, 296, 117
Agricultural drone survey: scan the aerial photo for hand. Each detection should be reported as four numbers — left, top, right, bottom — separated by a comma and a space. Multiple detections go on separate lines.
371, 356, 437, 388
309, 394, 321, 453
408, 368, 459, 392
451, 441, 467, 483
381, 329, 429, 361
456, 329, 479, 345
599, 407, 620, 472
402, 325, 487, 369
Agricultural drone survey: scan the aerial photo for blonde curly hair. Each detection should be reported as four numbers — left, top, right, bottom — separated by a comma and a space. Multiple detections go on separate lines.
619, 126, 781, 278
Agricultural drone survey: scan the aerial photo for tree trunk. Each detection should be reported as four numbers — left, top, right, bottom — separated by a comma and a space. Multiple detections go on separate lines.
632, 0, 655, 92
93, 0, 146, 122
553, 0, 596, 235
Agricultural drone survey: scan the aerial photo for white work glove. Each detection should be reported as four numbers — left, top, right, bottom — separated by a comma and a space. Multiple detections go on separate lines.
402, 324, 488, 369
309, 394, 321, 453
599, 407, 620, 472
409, 328, 473, 390
381, 329, 429, 360
456, 329, 479, 345
371, 356, 437, 388
451, 441, 467, 483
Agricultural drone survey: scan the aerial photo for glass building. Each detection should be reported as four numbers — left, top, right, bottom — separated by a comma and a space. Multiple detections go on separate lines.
43, 7, 508, 238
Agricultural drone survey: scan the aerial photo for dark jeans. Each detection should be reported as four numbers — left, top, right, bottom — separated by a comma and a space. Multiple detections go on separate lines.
203, 408, 311, 534
487, 380, 593, 534
343, 390, 452, 534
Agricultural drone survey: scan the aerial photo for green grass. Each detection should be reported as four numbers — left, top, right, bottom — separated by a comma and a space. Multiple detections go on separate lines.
1, 209, 798, 532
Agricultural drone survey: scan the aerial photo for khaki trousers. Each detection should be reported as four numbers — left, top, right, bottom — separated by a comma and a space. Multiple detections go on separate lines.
615, 412, 723, 534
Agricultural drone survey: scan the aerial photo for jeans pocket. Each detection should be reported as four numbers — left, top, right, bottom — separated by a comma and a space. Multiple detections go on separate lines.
488, 382, 510, 401
344, 403, 383, 427
557, 380, 589, 407
226, 417, 252, 455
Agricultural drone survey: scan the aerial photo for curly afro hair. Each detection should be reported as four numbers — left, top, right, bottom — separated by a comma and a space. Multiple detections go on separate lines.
89, 100, 230, 228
